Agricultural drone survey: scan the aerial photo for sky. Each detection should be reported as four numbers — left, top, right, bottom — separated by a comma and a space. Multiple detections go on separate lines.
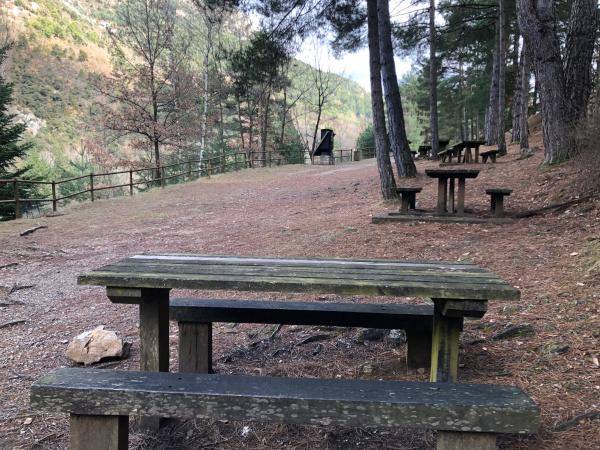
296, 39, 414, 92
295, 1, 420, 92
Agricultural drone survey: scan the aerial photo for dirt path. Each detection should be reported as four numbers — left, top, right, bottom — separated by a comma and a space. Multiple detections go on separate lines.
1, 144, 599, 449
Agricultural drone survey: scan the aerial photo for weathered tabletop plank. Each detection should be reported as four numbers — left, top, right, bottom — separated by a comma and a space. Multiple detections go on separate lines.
78, 254, 519, 301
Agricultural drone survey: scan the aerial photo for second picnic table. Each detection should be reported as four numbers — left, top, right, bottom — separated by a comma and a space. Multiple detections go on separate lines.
78, 254, 519, 384
426, 168, 480, 215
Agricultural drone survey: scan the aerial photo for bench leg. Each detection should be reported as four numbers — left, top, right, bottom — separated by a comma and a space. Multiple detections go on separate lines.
491, 154, 497, 163
436, 432, 496, 450
178, 322, 212, 373
494, 196, 504, 217
406, 329, 433, 369
482, 155, 488, 163
490, 195, 496, 212
409, 193, 416, 210
475, 147, 479, 163
430, 300, 462, 383
400, 195, 410, 213
70, 414, 128, 450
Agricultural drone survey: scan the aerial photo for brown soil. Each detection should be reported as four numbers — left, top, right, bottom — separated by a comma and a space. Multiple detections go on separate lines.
0, 137, 599, 449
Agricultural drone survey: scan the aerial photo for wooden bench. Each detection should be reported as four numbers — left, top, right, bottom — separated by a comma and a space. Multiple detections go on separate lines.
480, 149, 499, 163
31, 368, 540, 450
486, 188, 512, 217
396, 187, 422, 213
170, 298, 434, 371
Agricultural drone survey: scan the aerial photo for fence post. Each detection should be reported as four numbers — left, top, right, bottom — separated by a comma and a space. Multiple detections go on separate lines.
161, 167, 165, 188
51, 181, 57, 212
207, 162, 212, 178
268, 151, 272, 168
129, 170, 134, 196
243, 152, 248, 169
13, 179, 21, 219
188, 161, 192, 180
90, 173, 95, 202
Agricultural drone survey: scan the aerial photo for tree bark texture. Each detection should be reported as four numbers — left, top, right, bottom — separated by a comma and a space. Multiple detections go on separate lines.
378, 0, 416, 177
517, 0, 570, 164
485, 23, 500, 145
519, 42, 531, 150
564, 0, 598, 124
429, 0, 440, 157
200, 20, 213, 160
511, 38, 524, 143
497, 0, 507, 155
367, 0, 397, 200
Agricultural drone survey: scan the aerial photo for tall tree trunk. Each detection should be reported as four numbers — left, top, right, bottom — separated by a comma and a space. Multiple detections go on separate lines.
564, 0, 597, 125
511, 37, 525, 143
497, 0, 507, 155
200, 20, 212, 161
367, 0, 396, 199
518, 0, 570, 164
519, 43, 531, 151
458, 60, 466, 140
378, 0, 416, 177
429, 0, 440, 157
485, 23, 500, 145
260, 86, 271, 167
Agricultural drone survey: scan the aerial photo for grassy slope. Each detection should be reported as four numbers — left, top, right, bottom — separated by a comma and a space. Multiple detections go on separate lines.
2, 0, 372, 176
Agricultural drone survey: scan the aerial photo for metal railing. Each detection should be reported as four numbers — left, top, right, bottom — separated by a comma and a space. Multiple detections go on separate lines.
0, 147, 375, 220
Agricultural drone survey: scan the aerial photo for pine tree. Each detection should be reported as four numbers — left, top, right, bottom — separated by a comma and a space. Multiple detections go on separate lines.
0, 44, 32, 219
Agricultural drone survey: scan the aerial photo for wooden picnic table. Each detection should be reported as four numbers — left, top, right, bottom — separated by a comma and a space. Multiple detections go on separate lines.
78, 254, 519, 384
460, 140, 487, 163
418, 139, 450, 158
426, 169, 480, 215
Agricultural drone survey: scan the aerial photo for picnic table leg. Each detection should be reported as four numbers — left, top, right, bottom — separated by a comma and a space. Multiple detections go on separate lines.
448, 178, 455, 213
475, 146, 480, 163
139, 288, 170, 429
436, 178, 447, 214
430, 299, 462, 383
457, 178, 466, 215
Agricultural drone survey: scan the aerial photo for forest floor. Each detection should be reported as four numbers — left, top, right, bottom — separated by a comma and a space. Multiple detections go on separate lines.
0, 133, 599, 449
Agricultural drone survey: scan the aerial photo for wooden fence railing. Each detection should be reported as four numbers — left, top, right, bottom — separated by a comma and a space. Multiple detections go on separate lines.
0, 147, 375, 220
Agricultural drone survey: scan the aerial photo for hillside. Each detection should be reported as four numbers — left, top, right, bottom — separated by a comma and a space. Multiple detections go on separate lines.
1, 0, 372, 178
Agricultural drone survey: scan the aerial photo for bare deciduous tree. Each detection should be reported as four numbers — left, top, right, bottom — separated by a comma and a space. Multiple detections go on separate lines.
96, 0, 196, 178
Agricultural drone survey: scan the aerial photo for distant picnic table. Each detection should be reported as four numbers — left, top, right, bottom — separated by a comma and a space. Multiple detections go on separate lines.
425, 168, 480, 215
440, 140, 487, 164
417, 139, 450, 158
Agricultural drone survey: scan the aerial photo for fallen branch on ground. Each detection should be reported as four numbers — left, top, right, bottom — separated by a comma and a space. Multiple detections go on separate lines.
20, 225, 48, 236
514, 195, 594, 218
0, 263, 18, 270
9, 284, 35, 294
0, 319, 26, 329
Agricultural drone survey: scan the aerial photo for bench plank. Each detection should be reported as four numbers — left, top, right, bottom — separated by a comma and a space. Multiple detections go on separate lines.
31, 368, 540, 434
171, 299, 434, 371
170, 298, 434, 329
